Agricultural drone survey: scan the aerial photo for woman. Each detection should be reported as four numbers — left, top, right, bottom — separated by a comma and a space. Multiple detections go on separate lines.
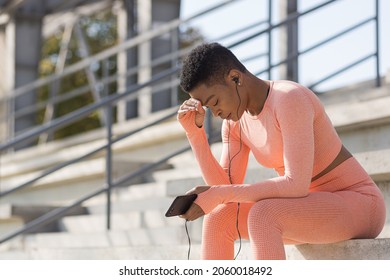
177, 42, 385, 260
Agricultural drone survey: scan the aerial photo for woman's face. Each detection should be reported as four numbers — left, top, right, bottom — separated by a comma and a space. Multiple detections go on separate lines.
189, 79, 245, 122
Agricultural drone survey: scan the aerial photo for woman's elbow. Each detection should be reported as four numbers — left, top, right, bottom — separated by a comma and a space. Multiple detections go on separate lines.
287, 177, 310, 197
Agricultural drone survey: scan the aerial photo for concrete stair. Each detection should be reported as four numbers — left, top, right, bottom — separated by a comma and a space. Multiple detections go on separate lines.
1, 80, 390, 259
0, 107, 181, 205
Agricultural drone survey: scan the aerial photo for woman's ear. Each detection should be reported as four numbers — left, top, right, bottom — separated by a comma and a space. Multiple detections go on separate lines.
228, 69, 242, 86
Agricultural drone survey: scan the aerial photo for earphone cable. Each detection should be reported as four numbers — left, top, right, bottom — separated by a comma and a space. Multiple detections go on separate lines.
185, 82, 243, 260
185, 219, 191, 260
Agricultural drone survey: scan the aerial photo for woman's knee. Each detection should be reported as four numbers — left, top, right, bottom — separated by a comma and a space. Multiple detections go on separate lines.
202, 203, 244, 239
204, 203, 239, 228
248, 199, 281, 231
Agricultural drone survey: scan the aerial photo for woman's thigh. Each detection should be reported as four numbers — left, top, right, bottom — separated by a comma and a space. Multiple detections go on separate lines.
248, 190, 383, 244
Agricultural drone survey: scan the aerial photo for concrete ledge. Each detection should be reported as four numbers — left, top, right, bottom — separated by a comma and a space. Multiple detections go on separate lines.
354, 148, 390, 182
319, 81, 390, 107
2, 238, 389, 260
286, 238, 390, 260
326, 94, 390, 132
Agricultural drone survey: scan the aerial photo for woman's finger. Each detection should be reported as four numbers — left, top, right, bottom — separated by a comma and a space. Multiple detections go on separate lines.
180, 203, 205, 221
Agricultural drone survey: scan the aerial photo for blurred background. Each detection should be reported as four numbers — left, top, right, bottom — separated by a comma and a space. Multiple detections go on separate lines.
0, 0, 390, 260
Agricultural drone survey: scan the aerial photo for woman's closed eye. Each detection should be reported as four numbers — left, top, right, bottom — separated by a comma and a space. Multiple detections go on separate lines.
205, 100, 218, 109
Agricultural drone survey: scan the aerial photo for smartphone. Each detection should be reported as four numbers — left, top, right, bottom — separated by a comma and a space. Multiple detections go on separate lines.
165, 194, 198, 217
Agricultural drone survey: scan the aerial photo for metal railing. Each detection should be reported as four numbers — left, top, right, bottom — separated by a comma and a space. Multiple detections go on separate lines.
0, 0, 382, 244
0, 0, 239, 142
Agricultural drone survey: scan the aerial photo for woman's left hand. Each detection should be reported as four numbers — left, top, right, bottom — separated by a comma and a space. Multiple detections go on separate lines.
180, 186, 210, 221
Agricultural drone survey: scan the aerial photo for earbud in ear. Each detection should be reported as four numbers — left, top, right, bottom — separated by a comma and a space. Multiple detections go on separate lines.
232, 77, 239, 84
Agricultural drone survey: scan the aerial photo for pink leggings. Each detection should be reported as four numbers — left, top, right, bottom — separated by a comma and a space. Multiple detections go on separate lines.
201, 158, 386, 259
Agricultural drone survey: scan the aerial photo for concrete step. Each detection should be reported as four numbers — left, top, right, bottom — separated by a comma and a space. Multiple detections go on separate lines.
84, 182, 167, 207
0, 204, 87, 238
0, 242, 246, 260
85, 197, 173, 215
22, 226, 201, 249
0, 217, 24, 239
150, 166, 203, 184
0, 250, 30, 260
0, 107, 179, 175
1, 178, 104, 206
0, 121, 184, 182
324, 88, 390, 154
1, 157, 107, 191
59, 209, 202, 233
0, 157, 138, 204
0, 158, 170, 206
0, 126, 183, 206
2, 238, 389, 260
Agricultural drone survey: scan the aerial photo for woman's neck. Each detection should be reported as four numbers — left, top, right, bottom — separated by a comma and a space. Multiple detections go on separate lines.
246, 76, 270, 116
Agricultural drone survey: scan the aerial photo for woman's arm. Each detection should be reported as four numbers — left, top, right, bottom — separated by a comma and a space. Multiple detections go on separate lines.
178, 99, 249, 186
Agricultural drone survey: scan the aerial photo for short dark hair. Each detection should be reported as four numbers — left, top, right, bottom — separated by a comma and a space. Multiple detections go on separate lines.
180, 42, 247, 92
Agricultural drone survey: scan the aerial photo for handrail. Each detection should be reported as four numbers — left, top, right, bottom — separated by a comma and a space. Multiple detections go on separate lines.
252, 0, 380, 90
1, 0, 237, 101
0, 66, 179, 151
0, 0, 382, 245
255, 16, 378, 85
228, 0, 338, 49
2, 17, 267, 125
309, 54, 376, 90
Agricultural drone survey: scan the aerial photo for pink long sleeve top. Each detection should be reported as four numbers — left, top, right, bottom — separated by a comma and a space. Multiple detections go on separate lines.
179, 80, 342, 214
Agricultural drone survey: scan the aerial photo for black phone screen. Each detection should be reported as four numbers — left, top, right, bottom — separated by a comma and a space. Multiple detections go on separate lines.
165, 194, 198, 217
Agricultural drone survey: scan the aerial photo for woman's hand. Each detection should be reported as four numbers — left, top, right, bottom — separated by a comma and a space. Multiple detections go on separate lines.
177, 98, 206, 129
180, 186, 210, 221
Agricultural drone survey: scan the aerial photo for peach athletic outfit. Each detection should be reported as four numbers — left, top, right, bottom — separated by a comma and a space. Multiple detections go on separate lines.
179, 80, 385, 259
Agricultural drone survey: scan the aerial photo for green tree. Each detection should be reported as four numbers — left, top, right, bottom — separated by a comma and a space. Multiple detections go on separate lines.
37, 10, 203, 141
38, 10, 118, 140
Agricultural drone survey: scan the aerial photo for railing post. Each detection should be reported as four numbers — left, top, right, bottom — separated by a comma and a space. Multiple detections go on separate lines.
267, 0, 272, 79
105, 105, 113, 230
278, 0, 299, 82
374, 0, 381, 87
0, 153, 2, 196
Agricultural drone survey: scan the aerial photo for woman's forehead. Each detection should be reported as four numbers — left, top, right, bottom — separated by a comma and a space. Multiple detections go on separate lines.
190, 83, 224, 102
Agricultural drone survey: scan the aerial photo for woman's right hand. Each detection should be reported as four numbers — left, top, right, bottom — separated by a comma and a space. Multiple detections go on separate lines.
177, 98, 206, 130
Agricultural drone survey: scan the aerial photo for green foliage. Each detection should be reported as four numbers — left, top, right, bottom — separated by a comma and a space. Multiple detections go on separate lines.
38, 10, 118, 140
37, 10, 204, 141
